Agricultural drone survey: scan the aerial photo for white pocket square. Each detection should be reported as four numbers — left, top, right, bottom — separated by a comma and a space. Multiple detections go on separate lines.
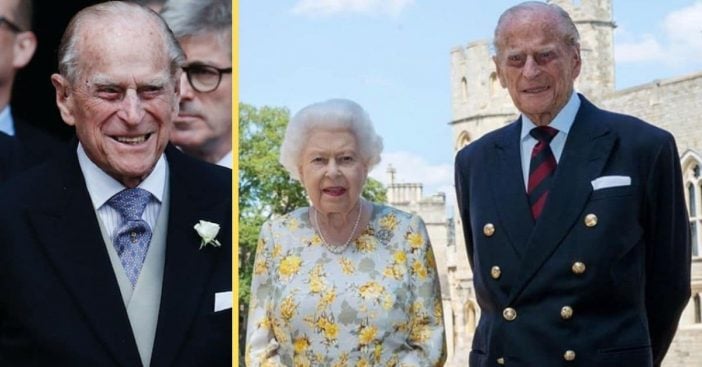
214, 291, 232, 312
591, 175, 631, 190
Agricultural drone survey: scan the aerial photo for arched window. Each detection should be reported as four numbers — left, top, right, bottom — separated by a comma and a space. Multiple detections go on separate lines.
456, 131, 471, 149
460, 77, 468, 101
682, 152, 702, 258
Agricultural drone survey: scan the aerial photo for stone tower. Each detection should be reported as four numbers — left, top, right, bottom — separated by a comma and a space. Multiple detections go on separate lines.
552, 0, 616, 102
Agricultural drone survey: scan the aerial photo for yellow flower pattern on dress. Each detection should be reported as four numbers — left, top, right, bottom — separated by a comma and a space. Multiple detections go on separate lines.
358, 325, 377, 345
271, 243, 282, 258
379, 213, 399, 231
279, 295, 297, 323
246, 204, 446, 366
293, 336, 310, 354
339, 257, 355, 274
355, 233, 376, 253
279, 255, 302, 278
407, 232, 424, 249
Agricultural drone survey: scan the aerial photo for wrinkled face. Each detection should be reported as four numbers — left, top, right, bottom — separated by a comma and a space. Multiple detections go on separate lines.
53, 18, 179, 188
170, 32, 232, 160
493, 11, 581, 125
299, 129, 368, 216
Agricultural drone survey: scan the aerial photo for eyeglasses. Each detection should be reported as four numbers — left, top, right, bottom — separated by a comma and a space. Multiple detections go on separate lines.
182, 63, 232, 93
0, 16, 22, 33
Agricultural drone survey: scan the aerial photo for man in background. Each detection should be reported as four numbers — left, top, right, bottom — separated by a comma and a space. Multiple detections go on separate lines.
0, 0, 63, 168
161, 0, 233, 168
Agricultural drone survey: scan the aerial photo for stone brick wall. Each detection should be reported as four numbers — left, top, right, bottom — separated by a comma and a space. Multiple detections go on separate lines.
663, 325, 702, 367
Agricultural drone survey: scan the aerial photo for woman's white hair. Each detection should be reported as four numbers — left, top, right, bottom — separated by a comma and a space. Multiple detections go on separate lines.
280, 98, 384, 181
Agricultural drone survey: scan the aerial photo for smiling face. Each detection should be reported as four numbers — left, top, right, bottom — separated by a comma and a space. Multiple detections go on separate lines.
298, 129, 368, 217
493, 8, 581, 125
52, 15, 179, 188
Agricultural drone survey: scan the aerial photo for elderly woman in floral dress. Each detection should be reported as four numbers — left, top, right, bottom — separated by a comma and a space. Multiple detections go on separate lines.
245, 99, 446, 366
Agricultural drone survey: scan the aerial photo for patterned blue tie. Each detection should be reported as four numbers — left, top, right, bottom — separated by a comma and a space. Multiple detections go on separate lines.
107, 188, 153, 286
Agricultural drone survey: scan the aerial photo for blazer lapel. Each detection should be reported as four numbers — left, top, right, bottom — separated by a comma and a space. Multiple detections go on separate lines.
490, 120, 534, 257
506, 96, 617, 305
151, 147, 226, 367
28, 148, 142, 367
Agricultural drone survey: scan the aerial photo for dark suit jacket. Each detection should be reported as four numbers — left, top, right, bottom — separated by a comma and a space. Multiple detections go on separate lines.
0, 132, 21, 183
0, 143, 232, 367
454, 95, 690, 367
13, 117, 69, 168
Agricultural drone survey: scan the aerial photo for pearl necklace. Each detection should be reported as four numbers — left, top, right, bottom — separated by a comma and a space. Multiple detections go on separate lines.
313, 200, 363, 254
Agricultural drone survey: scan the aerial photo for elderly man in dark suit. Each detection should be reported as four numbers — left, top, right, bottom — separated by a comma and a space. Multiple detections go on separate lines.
454, 2, 690, 366
0, 2, 231, 366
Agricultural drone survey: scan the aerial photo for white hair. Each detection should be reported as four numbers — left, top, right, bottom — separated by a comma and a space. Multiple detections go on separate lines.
279, 98, 383, 181
493, 1, 580, 57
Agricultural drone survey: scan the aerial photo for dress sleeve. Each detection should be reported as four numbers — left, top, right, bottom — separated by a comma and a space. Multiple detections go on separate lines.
245, 221, 284, 367
399, 214, 447, 366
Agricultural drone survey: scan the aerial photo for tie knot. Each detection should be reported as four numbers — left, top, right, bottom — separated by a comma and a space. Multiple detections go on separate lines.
107, 188, 152, 221
530, 126, 558, 143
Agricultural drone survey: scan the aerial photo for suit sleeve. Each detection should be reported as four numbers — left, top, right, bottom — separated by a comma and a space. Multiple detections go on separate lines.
454, 149, 475, 268
644, 133, 691, 366
245, 221, 284, 367
400, 215, 447, 367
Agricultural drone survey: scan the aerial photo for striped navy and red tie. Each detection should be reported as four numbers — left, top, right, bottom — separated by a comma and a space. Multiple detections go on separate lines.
527, 126, 558, 220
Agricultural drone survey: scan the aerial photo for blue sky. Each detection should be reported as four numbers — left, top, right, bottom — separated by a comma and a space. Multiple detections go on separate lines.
240, 0, 702, 206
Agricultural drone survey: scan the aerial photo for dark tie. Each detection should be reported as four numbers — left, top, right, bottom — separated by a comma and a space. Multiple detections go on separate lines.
107, 188, 153, 286
528, 126, 558, 220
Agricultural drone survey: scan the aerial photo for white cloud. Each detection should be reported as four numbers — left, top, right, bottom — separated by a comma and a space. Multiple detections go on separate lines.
291, 0, 414, 18
615, 34, 664, 63
368, 151, 455, 210
616, 1, 702, 67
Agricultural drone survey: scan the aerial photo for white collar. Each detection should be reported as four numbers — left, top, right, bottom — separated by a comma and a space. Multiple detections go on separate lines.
216, 150, 232, 169
77, 143, 167, 210
520, 92, 580, 139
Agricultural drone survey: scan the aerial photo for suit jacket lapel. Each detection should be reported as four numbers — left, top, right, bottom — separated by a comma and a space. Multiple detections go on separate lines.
151, 147, 225, 367
491, 120, 534, 257
28, 146, 142, 367
507, 96, 617, 304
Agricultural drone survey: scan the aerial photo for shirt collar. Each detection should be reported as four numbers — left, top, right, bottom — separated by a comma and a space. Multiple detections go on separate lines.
77, 143, 167, 210
0, 105, 15, 136
520, 92, 580, 140
216, 150, 232, 169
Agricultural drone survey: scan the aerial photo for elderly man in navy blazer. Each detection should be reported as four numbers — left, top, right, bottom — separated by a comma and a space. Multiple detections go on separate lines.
455, 2, 690, 366
0, 2, 231, 366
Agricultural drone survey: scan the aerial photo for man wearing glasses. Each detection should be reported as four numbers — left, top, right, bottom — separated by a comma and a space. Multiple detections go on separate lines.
161, 0, 232, 169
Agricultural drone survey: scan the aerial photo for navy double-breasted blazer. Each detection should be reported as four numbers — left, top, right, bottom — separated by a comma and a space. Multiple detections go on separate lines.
454, 95, 690, 367
0, 143, 232, 366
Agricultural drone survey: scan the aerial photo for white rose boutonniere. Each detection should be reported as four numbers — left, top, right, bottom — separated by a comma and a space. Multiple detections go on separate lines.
194, 220, 222, 250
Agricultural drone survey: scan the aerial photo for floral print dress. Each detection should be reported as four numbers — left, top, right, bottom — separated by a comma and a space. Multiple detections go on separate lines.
245, 203, 446, 367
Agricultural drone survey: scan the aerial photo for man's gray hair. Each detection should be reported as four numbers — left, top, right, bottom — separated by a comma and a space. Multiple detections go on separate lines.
280, 99, 384, 181
57, 1, 185, 84
493, 1, 580, 56
160, 0, 231, 53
